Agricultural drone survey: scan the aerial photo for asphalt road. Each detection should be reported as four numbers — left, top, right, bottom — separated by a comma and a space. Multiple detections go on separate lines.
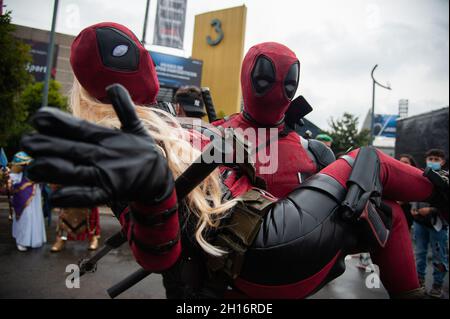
0, 199, 447, 299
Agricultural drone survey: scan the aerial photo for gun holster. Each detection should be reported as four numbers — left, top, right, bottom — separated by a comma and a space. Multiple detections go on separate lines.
341, 147, 392, 248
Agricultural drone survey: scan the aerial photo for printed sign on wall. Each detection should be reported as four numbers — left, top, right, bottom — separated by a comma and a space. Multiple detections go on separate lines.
153, 0, 187, 49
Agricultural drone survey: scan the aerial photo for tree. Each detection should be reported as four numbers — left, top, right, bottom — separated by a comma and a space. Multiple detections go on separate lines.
0, 12, 68, 156
326, 112, 370, 155
5, 80, 69, 153
20, 80, 69, 117
0, 11, 33, 152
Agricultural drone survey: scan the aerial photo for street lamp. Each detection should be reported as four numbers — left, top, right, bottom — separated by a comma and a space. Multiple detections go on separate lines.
370, 64, 391, 145
41, 0, 59, 107
141, 0, 151, 44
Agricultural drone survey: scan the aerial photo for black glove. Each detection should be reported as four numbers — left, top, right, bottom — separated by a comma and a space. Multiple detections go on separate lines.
423, 168, 449, 221
21, 84, 174, 208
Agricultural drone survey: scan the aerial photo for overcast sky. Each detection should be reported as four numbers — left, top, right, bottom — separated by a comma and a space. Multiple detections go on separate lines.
5, 0, 449, 130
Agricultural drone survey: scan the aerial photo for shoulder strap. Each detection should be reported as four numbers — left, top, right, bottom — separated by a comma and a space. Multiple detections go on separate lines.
339, 155, 355, 167
304, 138, 336, 170
300, 136, 318, 168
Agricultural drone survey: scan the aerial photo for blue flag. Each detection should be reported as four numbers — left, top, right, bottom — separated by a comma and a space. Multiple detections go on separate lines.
0, 148, 8, 168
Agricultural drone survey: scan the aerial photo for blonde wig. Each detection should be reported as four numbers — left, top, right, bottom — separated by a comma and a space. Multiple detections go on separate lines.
70, 79, 237, 256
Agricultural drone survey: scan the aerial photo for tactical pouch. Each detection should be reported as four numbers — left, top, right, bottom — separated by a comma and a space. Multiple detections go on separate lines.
358, 199, 392, 247
341, 147, 392, 248
207, 189, 275, 279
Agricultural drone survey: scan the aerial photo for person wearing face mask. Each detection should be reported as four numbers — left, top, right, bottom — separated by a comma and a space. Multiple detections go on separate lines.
412, 149, 448, 298
213, 42, 335, 198
425, 150, 447, 172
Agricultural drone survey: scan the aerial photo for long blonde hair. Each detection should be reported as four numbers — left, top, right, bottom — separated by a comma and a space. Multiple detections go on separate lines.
70, 79, 236, 256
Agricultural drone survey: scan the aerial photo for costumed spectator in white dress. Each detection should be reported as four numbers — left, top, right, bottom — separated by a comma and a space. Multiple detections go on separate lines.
9, 152, 47, 251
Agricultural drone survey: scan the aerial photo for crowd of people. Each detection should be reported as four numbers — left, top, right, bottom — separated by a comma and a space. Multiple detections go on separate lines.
0, 21, 448, 299
0, 155, 101, 252
397, 149, 449, 298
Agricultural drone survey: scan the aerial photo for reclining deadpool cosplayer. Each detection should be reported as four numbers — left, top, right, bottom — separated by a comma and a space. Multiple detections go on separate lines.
21, 23, 449, 299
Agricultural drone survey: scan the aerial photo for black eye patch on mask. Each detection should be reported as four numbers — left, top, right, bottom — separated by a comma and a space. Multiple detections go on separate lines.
96, 27, 140, 72
251, 55, 276, 95
284, 62, 299, 100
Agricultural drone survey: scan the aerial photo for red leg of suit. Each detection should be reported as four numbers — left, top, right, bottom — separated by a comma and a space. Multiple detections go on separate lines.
370, 200, 419, 294
320, 149, 433, 295
322, 149, 433, 201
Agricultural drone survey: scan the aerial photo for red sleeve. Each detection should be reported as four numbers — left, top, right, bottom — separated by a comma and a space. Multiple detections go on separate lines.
211, 118, 226, 126
211, 113, 239, 127
119, 190, 181, 272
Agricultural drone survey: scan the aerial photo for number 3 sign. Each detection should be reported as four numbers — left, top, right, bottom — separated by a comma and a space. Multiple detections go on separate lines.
207, 18, 224, 46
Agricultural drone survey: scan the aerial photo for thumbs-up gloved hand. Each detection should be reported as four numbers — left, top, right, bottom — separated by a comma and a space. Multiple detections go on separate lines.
21, 84, 174, 208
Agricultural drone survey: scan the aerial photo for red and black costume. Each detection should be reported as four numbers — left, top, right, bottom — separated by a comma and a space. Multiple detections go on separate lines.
23, 102, 449, 300
21, 23, 449, 299
114, 140, 445, 299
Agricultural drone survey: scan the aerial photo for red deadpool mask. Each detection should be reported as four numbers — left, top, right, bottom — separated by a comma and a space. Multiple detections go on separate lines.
71, 22, 159, 105
241, 42, 300, 126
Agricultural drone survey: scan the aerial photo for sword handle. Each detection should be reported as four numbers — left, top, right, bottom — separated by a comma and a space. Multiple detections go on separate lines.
107, 268, 151, 298
79, 231, 127, 276
201, 87, 217, 123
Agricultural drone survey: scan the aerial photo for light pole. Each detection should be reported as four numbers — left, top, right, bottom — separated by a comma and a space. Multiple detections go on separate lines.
142, 0, 151, 44
370, 64, 391, 145
41, 0, 59, 107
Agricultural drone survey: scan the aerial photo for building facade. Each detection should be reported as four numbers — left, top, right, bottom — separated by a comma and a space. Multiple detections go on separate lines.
13, 24, 75, 96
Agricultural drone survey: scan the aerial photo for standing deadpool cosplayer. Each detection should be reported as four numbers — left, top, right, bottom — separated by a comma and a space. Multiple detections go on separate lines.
21, 23, 449, 299
213, 42, 334, 198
